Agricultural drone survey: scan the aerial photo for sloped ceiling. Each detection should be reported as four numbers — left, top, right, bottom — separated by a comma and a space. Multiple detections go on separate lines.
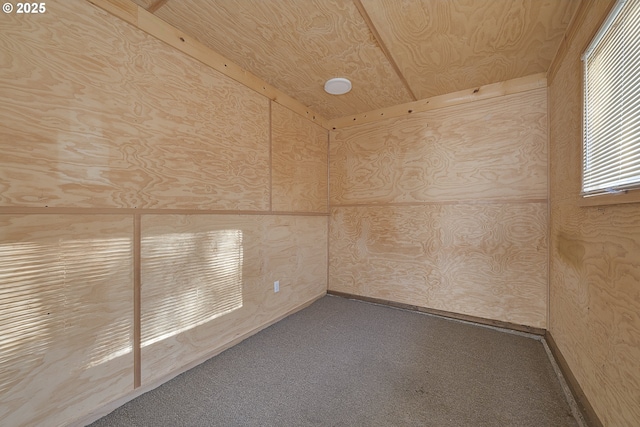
132, 0, 580, 120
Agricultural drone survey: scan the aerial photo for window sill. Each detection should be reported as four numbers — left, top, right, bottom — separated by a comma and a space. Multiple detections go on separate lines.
578, 189, 640, 207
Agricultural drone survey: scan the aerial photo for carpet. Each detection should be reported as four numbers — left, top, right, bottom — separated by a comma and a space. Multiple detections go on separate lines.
89, 295, 578, 426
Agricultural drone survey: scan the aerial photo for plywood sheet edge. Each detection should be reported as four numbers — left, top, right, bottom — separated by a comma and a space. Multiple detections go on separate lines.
85, 0, 329, 130
328, 73, 547, 130
87, 0, 138, 23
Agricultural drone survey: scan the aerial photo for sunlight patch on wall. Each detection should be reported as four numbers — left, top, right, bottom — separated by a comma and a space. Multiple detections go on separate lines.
0, 236, 132, 395
141, 229, 244, 348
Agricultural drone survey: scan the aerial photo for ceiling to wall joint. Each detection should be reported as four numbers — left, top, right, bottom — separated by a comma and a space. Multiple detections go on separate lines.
124, 0, 580, 120
147, 0, 169, 14
352, 0, 417, 102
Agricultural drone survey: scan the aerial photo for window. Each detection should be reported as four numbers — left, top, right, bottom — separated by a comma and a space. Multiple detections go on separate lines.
582, 0, 640, 197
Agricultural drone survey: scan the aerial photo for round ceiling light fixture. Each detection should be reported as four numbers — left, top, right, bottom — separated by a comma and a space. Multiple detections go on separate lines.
324, 77, 352, 95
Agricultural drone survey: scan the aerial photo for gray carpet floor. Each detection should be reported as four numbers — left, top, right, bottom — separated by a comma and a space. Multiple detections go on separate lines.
89, 295, 578, 427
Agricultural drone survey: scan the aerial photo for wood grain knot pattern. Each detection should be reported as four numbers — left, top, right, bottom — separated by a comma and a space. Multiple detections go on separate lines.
0, 214, 134, 427
271, 103, 328, 213
154, 0, 412, 119
0, 0, 270, 211
140, 214, 327, 384
329, 203, 548, 328
362, 0, 578, 100
330, 89, 547, 205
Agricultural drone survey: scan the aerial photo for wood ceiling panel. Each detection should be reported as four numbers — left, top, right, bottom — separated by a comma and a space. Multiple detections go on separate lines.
360, 0, 580, 99
154, 0, 413, 119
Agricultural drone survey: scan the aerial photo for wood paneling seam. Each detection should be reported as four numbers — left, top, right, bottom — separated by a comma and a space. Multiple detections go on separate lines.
0, 207, 329, 216
331, 199, 548, 208
269, 100, 273, 212
133, 214, 141, 389
546, 85, 551, 330
352, 0, 417, 101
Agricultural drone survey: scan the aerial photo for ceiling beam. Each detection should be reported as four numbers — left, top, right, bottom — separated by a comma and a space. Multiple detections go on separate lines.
147, 0, 170, 14
352, 0, 417, 101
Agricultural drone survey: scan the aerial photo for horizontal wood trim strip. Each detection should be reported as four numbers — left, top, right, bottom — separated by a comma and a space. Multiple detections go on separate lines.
69, 292, 326, 427
0, 207, 329, 216
328, 73, 547, 130
86, 0, 329, 130
327, 291, 546, 336
545, 331, 604, 427
331, 199, 548, 208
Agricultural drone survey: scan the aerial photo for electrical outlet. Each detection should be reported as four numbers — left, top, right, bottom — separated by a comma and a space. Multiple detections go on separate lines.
274, 280, 280, 293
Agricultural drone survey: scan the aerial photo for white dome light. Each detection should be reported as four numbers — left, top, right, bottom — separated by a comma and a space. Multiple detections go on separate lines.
324, 78, 352, 95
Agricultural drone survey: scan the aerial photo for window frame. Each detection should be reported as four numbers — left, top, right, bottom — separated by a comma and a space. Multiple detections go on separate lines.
579, 0, 640, 207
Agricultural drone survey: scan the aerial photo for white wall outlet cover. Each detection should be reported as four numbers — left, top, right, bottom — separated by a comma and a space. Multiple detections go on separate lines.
274, 280, 280, 292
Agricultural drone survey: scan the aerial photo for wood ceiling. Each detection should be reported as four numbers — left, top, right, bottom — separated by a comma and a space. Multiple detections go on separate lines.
130, 0, 580, 120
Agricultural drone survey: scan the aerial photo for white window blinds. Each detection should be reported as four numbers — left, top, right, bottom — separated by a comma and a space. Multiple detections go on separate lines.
582, 0, 640, 196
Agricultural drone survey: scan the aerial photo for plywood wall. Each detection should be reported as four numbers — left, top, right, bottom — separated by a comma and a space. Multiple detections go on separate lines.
0, 1, 328, 426
272, 102, 328, 213
0, 0, 270, 211
329, 89, 548, 328
140, 214, 327, 384
0, 215, 134, 427
548, 0, 640, 425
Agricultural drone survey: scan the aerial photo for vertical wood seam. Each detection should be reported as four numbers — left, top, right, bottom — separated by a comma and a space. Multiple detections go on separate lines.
269, 100, 273, 212
133, 214, 141, 388
546, 86, 551, 331
326, 215, 331, 292
326, 131, 331, 291
352, 0, 417, 101
326, 131, 331, 213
